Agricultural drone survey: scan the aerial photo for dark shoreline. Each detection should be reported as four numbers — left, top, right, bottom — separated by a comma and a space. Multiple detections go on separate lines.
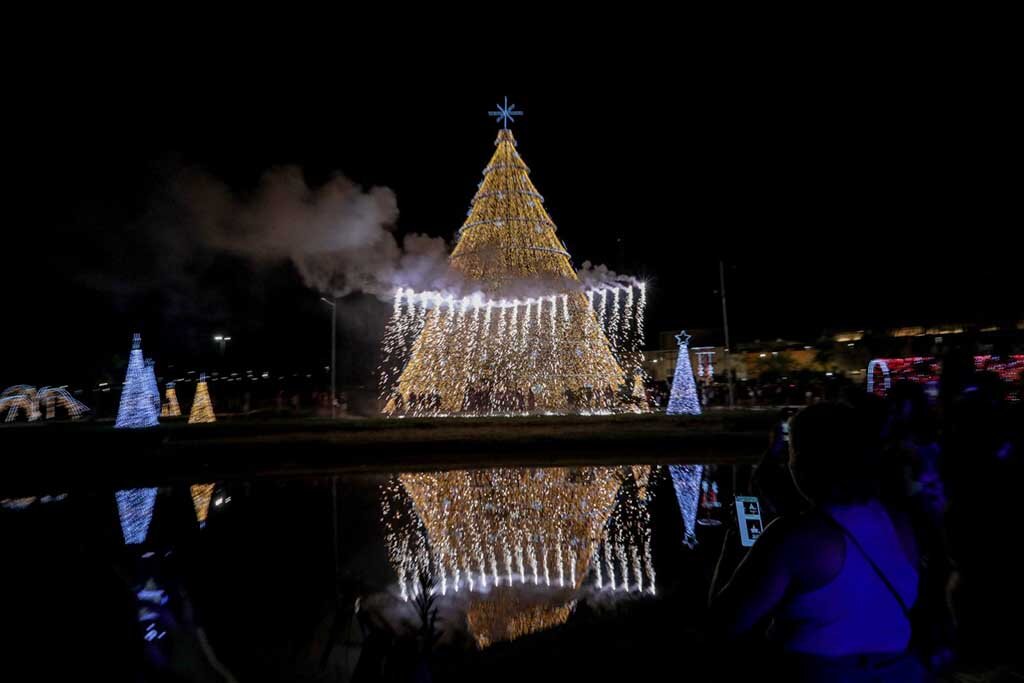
0, 412, 775, 495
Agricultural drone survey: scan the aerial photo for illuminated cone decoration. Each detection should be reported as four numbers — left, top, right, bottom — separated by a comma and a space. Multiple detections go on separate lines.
115, 334, 160, 428
188, 373, 216, 424
390, 466, 654, 646
388, 123, 625, 415
190, 483, 215, 527
670, 464, 703, 548
163, 382, 181, 417
667, 331, 702, 416
116, 487, 158, 544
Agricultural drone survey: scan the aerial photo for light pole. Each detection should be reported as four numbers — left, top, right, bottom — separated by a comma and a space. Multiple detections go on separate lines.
213, 334, 232, 356
719, 261, 735, 409
320, 297, 337, 419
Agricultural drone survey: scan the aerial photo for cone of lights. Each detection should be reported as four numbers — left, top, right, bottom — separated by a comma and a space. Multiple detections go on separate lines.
670, 464, 703, 548
115, 334, 159, 429
164, 383, 181, 417
382, 126, 640, 416
385, 465, 656, 647
667, 331, 702, 416
188, 374, 216, 424
116, 487, 158, 544
190, 483, 215, 527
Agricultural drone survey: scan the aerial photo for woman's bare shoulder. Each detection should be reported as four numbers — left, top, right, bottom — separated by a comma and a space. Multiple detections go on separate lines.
760, 510, 846, 587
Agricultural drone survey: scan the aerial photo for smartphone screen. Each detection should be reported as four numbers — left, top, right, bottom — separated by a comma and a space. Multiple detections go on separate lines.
735, 496, 764, 547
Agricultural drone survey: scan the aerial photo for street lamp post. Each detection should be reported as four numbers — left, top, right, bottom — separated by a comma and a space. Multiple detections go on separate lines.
213, 335, 232, 356
719, 261, 735, 409
320, 297, 337, 419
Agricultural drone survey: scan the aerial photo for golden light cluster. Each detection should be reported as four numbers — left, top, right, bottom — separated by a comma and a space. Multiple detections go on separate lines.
382, 465, 657, 647
162, 383, 181, 417
190, 483, 215, 526
187, 374, 216, 424
380, 129, 649, 417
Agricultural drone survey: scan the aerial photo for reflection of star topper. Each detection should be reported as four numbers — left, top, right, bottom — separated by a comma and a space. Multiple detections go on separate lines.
488, 96, 522, 129
675, 330, 692, 347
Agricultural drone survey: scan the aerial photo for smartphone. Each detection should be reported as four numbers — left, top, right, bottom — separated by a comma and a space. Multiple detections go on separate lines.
735, 496, 764, 547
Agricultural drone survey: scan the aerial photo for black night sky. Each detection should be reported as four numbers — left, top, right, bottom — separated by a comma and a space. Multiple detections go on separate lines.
6, 73, 1021, 389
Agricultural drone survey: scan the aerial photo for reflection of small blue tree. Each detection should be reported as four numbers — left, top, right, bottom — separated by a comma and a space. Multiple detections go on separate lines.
670, 465, 703, 548
116, 487, 158, 544
667, 331, 702, 416
115, 334, 159, 429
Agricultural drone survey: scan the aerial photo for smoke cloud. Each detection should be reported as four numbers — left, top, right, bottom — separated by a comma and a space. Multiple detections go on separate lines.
576, 260, 642, 289
170, 166, 638, 301
177, 165, 453, 299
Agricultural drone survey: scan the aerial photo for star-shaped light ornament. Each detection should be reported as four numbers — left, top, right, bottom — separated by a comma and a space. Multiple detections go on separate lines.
488, 96, 523, 129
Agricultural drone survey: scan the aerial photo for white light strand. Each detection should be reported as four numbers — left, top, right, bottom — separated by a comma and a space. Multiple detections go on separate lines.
380, 283, 648, 417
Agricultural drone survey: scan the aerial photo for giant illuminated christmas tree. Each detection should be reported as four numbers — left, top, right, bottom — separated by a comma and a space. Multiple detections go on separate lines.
382, 100, 645, 416
115, 334, 160, 428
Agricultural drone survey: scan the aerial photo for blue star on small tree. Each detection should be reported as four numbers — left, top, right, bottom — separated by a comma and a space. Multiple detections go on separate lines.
667, 330, 702, 415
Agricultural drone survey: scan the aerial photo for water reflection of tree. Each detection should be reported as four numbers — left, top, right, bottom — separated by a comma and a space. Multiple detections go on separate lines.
383, 466, 657, 647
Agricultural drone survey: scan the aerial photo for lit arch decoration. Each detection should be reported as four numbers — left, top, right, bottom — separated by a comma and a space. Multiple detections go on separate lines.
1, 385, 89, 422
37, 387, 88, 420
1, 385, 41, 422
864, 355, 1022, 401
866, 359, 891, 395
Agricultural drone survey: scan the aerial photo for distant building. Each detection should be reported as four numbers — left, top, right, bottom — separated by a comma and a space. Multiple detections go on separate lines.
643, 319, 1024, 386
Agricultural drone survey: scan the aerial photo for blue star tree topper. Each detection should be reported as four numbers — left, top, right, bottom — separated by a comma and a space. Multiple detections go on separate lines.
488, 96, 522, 129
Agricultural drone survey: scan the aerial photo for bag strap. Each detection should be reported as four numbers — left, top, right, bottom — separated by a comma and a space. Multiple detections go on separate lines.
818, 510, 913, 622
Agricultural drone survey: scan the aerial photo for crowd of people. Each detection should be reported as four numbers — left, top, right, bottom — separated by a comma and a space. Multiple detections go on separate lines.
706, 355, 1024, 680
647, 373, 861, 410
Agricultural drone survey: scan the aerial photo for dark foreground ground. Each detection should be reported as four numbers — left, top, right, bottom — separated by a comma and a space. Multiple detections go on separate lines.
3, 412, 1020, 681
4, 465, 1015, 682
0, 411, 776, 496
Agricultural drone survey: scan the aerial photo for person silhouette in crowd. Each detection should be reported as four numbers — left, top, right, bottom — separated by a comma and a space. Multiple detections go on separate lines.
941, 358, 1023, 668
710, 402, 926, 681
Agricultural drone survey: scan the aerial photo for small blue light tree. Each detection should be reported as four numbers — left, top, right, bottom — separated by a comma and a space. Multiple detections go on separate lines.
115, 333, 160, 428
116, 488, 158, 544
667, 331, 702, 416
670, 464, 703, 548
